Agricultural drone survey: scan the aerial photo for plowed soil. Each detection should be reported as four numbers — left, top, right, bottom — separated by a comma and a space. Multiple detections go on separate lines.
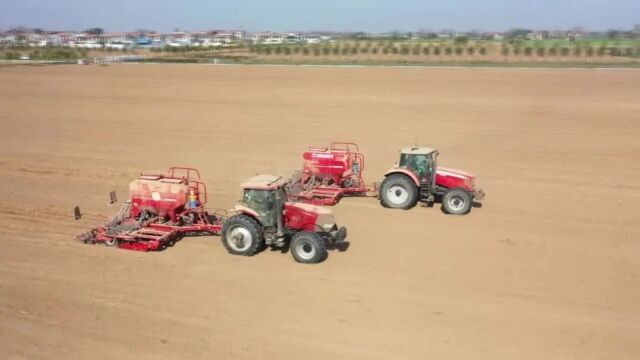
0, 64, 639, 360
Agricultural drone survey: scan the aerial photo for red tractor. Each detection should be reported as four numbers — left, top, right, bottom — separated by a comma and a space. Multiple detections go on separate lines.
77, 167, 222, 251
288, 142, 368, 205
379, 146, 485, 214
221, 174, 347, 264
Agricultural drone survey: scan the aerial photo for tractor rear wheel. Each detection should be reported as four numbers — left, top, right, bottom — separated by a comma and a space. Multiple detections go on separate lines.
290, 232, 327, 264
221, 214, 263, 256
379, 174, 419, 209
442, 188, 472, 215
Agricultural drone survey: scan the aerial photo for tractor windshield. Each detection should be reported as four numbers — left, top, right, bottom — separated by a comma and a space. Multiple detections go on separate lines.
242, 189, 276, 226
400, 153, 435, 184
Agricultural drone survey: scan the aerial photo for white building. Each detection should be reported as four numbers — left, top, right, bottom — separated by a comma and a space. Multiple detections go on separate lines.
166, 32, 192, 46
250, 32, 284, 44
0, 33, 17, 43
527, 32, 545, 40
102, 32, 131, 43
283, 33, 304, 43
22, 32, 66, 47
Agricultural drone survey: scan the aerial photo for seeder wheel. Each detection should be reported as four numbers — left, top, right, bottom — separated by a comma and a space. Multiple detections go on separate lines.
104, 238, 120, 247
342, 175, 360, 189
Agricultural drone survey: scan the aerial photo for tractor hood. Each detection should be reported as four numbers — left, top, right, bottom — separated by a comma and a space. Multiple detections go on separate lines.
285, 202, 337, 233
436, 167, 476, 191
437, 167, 476, 179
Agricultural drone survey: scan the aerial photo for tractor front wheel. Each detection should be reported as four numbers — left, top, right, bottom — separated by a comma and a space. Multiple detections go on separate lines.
442, 189, 472, 215
221, 215, 263, 256
290, 232, 327, 264
379, 174, 419, 209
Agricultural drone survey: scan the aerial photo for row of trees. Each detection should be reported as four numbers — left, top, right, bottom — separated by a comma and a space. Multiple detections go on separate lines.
500, 45, 637, 57
249, 44, 488, 56
249, 44, 639, 58
149, 45, 233, 53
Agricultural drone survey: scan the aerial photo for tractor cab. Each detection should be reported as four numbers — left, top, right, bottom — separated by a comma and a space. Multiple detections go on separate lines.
397, 146, 438, 190
238, 175, 288, 228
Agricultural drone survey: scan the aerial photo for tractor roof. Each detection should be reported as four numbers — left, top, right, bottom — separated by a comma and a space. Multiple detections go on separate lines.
400, 145, 437, 155
241, 174, 287, 190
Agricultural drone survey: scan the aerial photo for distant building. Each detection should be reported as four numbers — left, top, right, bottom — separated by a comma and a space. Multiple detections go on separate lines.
165, 32, 192, 46
548, 31, 567, 39
136, 35, 152, 45
283, 33, 303, 43
71, 32, 103, 48
213, 31, 238, 44
263, 37, 284, 44
251, 32, 283, 44
0, 33, 17, 43
103, 32, 130, 43
567, 31, 584, 40
527, 32, 545, 40
26, 33, 46, 44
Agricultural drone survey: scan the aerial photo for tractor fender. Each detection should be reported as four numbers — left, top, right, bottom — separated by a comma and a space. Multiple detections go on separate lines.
383, 168, 420, 187
231, 205, 263, 225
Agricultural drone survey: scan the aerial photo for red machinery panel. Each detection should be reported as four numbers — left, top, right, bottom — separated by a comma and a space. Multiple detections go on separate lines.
129, 175, 188, 220
302, 148, 357, 184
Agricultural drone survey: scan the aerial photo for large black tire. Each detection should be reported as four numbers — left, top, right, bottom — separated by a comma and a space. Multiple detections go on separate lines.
442, 188, 472, 215
221, 214, 263, 256
290, 232, 327, 264
379, 174, 419, 209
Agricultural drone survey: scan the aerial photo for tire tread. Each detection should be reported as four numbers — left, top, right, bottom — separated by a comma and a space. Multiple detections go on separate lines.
221, 214, 263, 256
379, 174, 419, 209
290, 231, 328, 264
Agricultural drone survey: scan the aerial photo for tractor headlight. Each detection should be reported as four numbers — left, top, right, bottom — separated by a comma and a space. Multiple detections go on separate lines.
316, 212, 336, 232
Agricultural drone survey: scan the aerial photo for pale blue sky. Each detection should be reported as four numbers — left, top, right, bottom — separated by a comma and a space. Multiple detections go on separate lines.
1, 0, 638, 32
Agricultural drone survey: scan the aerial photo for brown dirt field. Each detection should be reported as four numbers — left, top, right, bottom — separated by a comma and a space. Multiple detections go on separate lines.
0, 64, 639, 360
